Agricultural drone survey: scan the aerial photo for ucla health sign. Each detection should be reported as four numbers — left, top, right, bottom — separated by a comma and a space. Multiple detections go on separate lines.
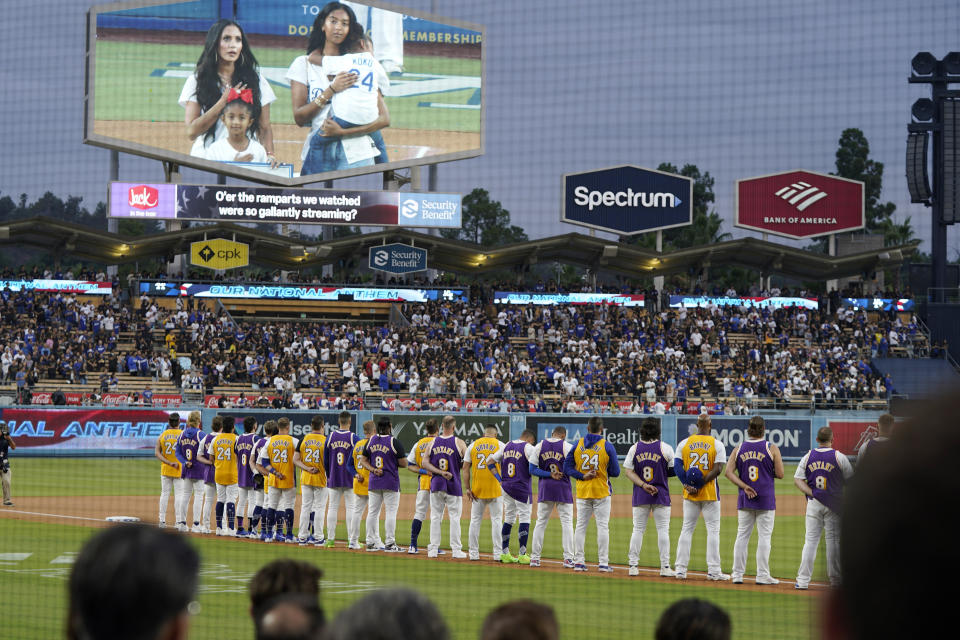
369, 243, 428, 274
562, 165, 693, 235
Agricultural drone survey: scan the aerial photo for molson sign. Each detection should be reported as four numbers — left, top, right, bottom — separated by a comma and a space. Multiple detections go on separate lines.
735, 170, 864, 239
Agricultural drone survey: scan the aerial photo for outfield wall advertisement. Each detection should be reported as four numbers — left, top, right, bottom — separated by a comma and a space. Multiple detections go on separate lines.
675, 416, 811, 459
86, 0, 484, 186
371, 412, 509, 452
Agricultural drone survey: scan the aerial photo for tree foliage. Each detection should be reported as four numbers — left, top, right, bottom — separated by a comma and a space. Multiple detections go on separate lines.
833, 128, 896, 230
441, 188, 528, 246
627, 163, 731, 250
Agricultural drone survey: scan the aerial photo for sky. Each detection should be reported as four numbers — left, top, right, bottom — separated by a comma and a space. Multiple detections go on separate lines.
2, 0, 960, 257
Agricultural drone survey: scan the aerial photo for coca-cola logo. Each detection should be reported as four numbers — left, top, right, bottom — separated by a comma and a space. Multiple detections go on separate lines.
128, 185, 159, 210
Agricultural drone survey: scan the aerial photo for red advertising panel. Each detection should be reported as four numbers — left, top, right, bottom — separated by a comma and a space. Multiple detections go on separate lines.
30, 392, 182, 408
0, 408, 177, 452
736, 170, 864, 239
827, 419, 879, 456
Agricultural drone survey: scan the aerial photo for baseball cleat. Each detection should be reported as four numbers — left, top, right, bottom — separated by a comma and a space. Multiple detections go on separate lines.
529, 559, 541, 567
348, 542, 363, 550
384, 544, 402, 553
324, 539, 335, 548
261, 534, 272, 543
366, 544, 383, 552
200, 526, 211, 534
597, 565, 613, 573
274, 532, 286, 542
629, 566, 640, 576
517, 554, 531, 565
675, 571, 687, 580
756, 577, 780, 585
574, 564, 588, 572
499, 552, 517, 564
660, 567, 676, 577
469, 552, 480, 561
562, 559, 575, 569
190, 525, 203, 534
427, 548, 438, 558
216, 528, 225, 536
248, 532, 260, 540
298, 538, 310, 546
285, 534, 296, 544
158, 522, 166, 529
707, 572, 731, 581
407, 546, 418, 554
451, 550, 467, 559
794, 583, 808, 590
732, 576, 744, 584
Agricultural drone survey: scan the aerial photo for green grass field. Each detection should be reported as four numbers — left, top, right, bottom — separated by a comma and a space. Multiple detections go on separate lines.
93, 40, 481, 132
2, 459, 825, 639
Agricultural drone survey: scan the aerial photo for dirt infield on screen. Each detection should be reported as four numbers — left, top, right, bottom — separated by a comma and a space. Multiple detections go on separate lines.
2, 459, 823, 640
91, 35, 481, 171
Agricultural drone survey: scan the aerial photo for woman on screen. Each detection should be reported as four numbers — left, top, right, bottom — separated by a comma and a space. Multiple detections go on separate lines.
179, 19, 278, 167
286, 2, 390, 175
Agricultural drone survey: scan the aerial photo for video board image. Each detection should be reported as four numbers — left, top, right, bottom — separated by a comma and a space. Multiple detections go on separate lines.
85, 0, 483, 185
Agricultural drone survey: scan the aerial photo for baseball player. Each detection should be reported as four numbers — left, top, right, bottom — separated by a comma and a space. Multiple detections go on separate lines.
528, 426, 574, 568
210, 416, 239, 536
465, 425, 505, 561
405, 418, 439, 554
195, 416, 222, 534
674, 414, 729, 580
359, 417, 407, 552
247, 420, 277, 538
256, 417, 297, 543
347, 420, 375, 550
174, 411, 206, 533
421, 415, 468, 559
724, 415, 784, 585
857, 413, 895, 465
564, 416, 620, 572
295, 415, 328, 545
154, 412, 183, 529
623, 417, 676, 577
324, 411, 358, 548
234, 416, 260, 538
794, 426, 853, 589
489, 429, 536, 564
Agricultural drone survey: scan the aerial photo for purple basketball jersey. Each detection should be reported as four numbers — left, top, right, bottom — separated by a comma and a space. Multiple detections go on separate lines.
631, 440, 671, 507
365, 434, 400, 492
805, 448, 845, 514
177, 427, 206, 481
200, 432, 216, 483
735, 439, 776, 511
501, 440, 532, 503
235, 433, 259, 488
325, 429, 357, 488
428, 435, 463, 497
537, 439, 573, 504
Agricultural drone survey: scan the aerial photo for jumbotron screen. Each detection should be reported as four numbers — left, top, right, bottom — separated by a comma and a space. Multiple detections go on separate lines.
85, 0, 483, 186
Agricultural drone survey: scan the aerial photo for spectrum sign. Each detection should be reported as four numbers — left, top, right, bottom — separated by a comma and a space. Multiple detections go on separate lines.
562, 165, 693, 235
735, 170, 864, 239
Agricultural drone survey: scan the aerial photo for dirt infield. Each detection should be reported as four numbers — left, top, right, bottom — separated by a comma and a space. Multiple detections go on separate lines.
92, 120, 480, 171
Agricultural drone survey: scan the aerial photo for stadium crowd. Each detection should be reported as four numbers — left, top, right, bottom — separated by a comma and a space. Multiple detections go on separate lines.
0, 278, 935, 409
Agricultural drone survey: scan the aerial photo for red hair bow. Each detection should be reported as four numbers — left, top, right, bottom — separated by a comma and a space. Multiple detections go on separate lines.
227, 87, 253, 104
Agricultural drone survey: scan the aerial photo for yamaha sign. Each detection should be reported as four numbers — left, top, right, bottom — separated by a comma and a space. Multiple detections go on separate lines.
562, 165, 693, 235
368, 243, 428, 274
735, 170, 865, 239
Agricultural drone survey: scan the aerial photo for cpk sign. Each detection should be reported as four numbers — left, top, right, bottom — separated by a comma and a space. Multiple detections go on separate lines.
736, 170, 864, 239
563, 165, 693, 235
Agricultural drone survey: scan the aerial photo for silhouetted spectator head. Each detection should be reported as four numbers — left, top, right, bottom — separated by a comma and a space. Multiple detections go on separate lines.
249, 559, 323, 621
255, 593, 325, 640
654, 598, 731, 640
67, 524, 199, 640
480, 600, 558, 640
323, 588, 448, 640
826, 394, 959, 639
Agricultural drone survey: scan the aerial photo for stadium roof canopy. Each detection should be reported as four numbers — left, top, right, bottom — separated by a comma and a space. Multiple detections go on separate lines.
0, 216, 920, 281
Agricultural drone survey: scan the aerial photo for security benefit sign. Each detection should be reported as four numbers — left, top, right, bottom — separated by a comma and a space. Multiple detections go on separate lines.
562, 165, 693, 235
369, 243, 428, 274
676, 416, 811, 460
735, 170, 865, 239
190, 238, 249, 270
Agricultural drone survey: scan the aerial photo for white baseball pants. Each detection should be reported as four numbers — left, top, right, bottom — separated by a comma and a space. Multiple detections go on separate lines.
675, 499, 722, 575
531, 501, 573, 562
574, 497, 611, 566
468, 496, 503, 556
366, 489, 400, 547
298, 486, 328, 540
159, 476, 183, 525
349, 494, 369, 545
325, 487, 355, 541
733, 509, 776, 581
796, 499, 841, 587
628, 504, 672, 568
502, 493, 532, 525
428, 491, 463, 553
